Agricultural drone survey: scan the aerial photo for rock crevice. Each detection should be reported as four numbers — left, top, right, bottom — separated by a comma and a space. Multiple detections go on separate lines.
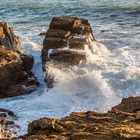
42, 16, 96, 67
19, 96, 140, 140
42, 16, 109, 88
0, 23, 39, 98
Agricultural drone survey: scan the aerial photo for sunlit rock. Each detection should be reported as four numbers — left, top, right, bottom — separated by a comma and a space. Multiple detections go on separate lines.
0, 108, 19, 139
42, 16, 96, 66
42, 16, 109, 88
0, 23, 39, 98
18, 96, 140, 140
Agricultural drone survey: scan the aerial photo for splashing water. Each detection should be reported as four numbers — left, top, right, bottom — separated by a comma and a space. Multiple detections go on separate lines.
0, 31, 139, 136
0, 0, 140, 136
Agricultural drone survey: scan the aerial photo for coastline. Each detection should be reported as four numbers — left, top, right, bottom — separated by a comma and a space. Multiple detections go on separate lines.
0, 0, 140, 139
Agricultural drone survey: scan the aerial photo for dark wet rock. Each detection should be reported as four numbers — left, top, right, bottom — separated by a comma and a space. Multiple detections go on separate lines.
20, 54, 34, 72
0, 23, 39, 98
112, 96, 140, 113
49, 49, 87, 65
38, 32, 46, 36
19, 96, 140, 140
0, 109, 16, 118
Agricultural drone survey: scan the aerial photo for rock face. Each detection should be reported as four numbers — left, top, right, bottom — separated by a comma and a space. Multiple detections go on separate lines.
42, 16, 109, 88
42, 16, 96, 67
18, 96, 140, 140
0, 23, 39, 98
0, 23, 22, 52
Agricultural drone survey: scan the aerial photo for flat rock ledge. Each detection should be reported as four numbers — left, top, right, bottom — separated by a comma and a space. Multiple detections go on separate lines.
0, 23, 39, 98
16, 96, 140, 140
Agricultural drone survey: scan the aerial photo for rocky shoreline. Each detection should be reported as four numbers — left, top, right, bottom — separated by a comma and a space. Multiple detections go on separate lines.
0, 23, 39, 98
0, 17, 140, 140
0, 108, 19, 139
17, 96, 140, 140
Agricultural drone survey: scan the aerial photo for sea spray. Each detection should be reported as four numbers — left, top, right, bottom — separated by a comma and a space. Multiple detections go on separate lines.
0, 0, 140, 136
0, 37, 139, 136
43, 39, 120, 113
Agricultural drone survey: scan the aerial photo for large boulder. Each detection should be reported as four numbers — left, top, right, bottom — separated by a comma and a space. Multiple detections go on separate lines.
0, 23, 39, 98
18, 96, 140, 140
0, 108, 19, 139
42, 16, 109, 88
42, 16, 96, 67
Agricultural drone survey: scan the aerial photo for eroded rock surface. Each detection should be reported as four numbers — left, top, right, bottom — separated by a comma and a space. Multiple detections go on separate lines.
18, 96, 140, 140
0, 23, 22, 53
0, 109, 19, 140
42, 16, 96, 67
42, 16, 109, 88
0, 23, 39, 98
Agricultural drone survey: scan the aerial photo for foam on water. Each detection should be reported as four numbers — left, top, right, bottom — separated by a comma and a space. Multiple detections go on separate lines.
0, 0, 140, 136
0, 35, 139, 135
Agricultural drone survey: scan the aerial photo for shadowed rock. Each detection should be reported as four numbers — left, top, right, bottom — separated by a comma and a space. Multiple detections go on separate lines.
42, 16, 95, 67
42, 16, 101, 88
0, 108, 19, 139
0, 23, 39, 98
49, 49, 88, 65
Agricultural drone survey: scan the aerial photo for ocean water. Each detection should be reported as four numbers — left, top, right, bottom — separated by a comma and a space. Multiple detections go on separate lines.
0, 0, 140, 135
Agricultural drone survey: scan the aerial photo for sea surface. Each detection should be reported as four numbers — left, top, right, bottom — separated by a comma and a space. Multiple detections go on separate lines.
0, 0, 140, 135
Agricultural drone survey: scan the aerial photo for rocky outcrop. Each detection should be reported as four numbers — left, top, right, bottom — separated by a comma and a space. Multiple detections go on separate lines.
0, 23, 39, 98
42, 16, 109, 88
18, 96, 140, 140
42, 16, 96, 67
0, 23, 22, 53
0, 108, 19, 139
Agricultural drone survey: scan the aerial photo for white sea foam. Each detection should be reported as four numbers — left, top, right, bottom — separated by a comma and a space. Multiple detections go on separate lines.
0, 34, 140, 136
24, 40, 42, 51
0, 0, 140, 134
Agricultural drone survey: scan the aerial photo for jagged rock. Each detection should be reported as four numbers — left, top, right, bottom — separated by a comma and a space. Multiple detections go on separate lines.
0, 108, 19, 140
20, 54, 34, 72
18, 96, 140, 140
49, 49, 88, 65
0, 22, 22, 52
42, 16, 96, 67
112, 96, 140, 113
42, 16, 102, 88
0, 23, 39, 98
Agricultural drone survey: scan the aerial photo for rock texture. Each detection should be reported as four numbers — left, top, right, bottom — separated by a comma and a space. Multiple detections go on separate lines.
0, 23, 39, 98
42, 16, 96, 67
42, 16, 109, 88
18, 96, 140, 140
0, 108, 19, 139
0, 23, 22, 53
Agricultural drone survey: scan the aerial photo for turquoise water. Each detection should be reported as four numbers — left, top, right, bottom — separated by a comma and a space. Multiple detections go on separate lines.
0, 0, 140, 135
